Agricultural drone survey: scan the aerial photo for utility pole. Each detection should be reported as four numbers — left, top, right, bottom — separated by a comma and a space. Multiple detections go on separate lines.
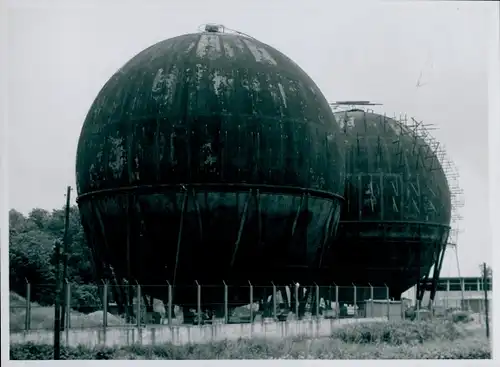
482, 262, 490, 339
61, 186, 72, 330
53, 240, 62, 360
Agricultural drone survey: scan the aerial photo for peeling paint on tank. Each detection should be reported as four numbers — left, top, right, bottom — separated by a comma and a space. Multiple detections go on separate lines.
232, 37, 246, 53
134, 156, 140, 180
185, 41, 197, 54
88, 163, 96, 184
196, 35, 211, 58
202, 142, 217, 166
242, 39, 278, 66
222, 41, 235, 58
287, 80, 298, 93
152, 69, 165, 95
108, 136, 125, 179
335, 114, 355, 131
212, 71, 231, 96
240, 78, 250, 92
251, 77, 261, 92
269, 87, 279, 106
196, 34, 221, 60
152, 67, 179, 105
170, 132, 177, 164
195, 64, 207, 90
158, 132, 166, 162
277, 83, 287, 108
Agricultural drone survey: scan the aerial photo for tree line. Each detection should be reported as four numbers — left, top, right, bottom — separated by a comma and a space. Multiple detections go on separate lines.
9, 206, 101, 311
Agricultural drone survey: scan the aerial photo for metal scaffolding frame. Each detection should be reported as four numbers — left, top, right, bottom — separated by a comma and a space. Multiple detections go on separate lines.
330, 101, 464, 305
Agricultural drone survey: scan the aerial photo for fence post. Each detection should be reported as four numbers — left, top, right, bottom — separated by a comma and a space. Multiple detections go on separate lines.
196, 280, 201, 326
401, 297, 405, 320
223, 281, 228, 324
385, 284, 390, 320
65, 280, 71, 329
102, 280, 108, 328
315, 283, 320, 318
167, 281, 172, 327
136, 283, 141, 328
335, 284, 339, 320
25, 279, 31, 331
369, 283, 374, 318
271, 282, 277, 320
248, 281, 253, 327
295, 283, 299, 319
352, 283, 357, 318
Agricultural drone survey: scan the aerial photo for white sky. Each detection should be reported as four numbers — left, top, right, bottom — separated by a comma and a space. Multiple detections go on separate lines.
5, 0, 497, 277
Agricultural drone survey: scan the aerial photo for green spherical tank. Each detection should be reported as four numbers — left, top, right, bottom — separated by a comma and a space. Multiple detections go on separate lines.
75, 28, 345, 315
329, 109, 452, 299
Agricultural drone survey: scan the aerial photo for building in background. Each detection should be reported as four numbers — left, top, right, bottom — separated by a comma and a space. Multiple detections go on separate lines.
419, 276, 492, 312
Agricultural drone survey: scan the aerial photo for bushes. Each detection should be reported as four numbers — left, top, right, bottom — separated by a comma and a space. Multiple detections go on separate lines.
10, 320, 491, 360
10, 338, 491, 360
332, 320, 464, 345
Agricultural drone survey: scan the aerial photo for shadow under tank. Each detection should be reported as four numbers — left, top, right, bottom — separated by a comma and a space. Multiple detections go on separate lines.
327, 110, 452, 301
75, 28, 345, 316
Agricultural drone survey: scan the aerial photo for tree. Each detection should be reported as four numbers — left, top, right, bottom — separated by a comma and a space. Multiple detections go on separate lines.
480, 264, 492, 278
9, 205, 97, 308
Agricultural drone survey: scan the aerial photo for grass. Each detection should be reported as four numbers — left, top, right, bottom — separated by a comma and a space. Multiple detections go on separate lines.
10, 319, 491, 360
9, 292, 125, 331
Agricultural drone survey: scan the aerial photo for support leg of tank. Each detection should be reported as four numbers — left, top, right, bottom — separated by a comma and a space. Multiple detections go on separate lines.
312, 287, 320, 317
112, 277, 126, 316
183, 306, 195, 325
289, 284, 296, 319
125, 281, 136, 323
298, 287, 309, 318
428, 241, 447, 308
327, 286, 333, 310
230, 190, 252, 269
192, 188, 204, 242
173, 191, 188, 288
115, 277, 128, 320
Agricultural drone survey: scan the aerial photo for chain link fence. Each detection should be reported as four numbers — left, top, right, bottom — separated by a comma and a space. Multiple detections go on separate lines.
11, 280, 490, 334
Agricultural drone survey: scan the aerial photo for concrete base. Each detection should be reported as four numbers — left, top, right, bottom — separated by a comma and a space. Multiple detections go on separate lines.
11, 317, 388, 347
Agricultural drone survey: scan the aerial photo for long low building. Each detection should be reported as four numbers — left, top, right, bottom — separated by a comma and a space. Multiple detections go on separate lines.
421, 276, 492, 312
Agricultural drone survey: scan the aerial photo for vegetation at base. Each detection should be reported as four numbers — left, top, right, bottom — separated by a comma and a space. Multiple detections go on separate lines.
10, 320, 491, 360
9, 207, 101, 312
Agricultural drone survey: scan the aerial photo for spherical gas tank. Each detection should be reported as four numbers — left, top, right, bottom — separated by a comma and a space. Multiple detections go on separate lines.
328, 109, 452, 296
333, 109, 451, 226
75, 29, 345, 298
76, 31, 344, 195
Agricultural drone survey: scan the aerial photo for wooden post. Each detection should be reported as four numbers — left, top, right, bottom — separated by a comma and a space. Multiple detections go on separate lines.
65, 280, 71, 329
53, 240, 62, 360
272, 282, 277, 320
315, 284, 320, 319
353, 283, 357, 318
196, 281, 201, 326
249, 281, 253, 326
369, 283, 374, 318
386, 284, 390, 320
335, 285, 339, 320
102, 281, 108, 328
167, 281, 172, 327
295, 283, 299, 319
136, 283, 142, 328
25, 279, 31, 331
483, 263, 490, 339
223, 281, 228, 324
60, 186, 71, 331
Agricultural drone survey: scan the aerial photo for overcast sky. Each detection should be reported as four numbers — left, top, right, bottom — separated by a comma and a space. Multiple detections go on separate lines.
6, 0, 497, 277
